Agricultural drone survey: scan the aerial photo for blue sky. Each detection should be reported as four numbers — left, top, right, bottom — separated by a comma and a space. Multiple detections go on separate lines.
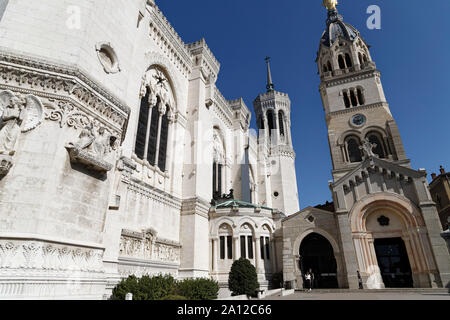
158, 0, 450, 209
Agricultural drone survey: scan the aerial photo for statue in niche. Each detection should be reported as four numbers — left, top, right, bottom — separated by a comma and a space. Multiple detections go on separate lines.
0, 91, 44, 174
66, 123, 117, 172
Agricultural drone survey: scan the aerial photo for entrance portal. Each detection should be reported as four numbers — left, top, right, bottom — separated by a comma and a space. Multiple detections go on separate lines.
374, 238, 413, 288
299, 233, 338, 289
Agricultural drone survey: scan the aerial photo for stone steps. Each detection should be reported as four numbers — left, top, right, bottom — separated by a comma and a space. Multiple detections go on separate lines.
295, 288, 449, 294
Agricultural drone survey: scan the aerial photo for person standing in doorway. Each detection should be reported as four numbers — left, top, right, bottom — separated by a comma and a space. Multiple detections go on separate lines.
305, 269, 314, 292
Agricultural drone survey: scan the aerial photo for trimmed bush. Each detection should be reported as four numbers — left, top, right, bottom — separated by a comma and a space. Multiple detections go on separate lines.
111, 275, 140, 300
160, 295, 187, 300
111, 274, 219, 300
176, 278, 219, 300
138, 274, 177, 300
228, 258, 260, 296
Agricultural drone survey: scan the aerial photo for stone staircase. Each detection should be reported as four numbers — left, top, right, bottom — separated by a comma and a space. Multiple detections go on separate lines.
295, 288, 449, 294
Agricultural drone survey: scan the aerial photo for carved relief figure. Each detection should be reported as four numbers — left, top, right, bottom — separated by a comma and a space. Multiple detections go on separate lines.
360, 138, 377, 159
66, 122, 117, 172
0, 91, 44, 156
0, 95, 26, 156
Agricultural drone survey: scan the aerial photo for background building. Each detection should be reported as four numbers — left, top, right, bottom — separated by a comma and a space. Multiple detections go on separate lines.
282, 3, 450, 290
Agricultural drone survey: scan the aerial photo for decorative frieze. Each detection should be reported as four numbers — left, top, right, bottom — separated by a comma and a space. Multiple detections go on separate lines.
0, 49, 129, 137
0, 238, 104, 273
119, 229, 181, 264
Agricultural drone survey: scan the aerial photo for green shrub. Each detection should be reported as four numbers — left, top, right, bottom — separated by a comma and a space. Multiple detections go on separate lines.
111, 274, 219, 300
111, 275, 140, 300
228, 258, 260, 297
160, 295, 187, 300
176, 278, 219, 300
138, 274, 177, 300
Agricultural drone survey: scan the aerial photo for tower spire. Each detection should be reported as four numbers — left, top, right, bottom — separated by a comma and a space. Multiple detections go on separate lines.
265, 56, 275, 92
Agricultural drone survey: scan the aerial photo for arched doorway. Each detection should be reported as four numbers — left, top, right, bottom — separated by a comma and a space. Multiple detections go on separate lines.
374, 237, 413, 288
299, 233, 338, 289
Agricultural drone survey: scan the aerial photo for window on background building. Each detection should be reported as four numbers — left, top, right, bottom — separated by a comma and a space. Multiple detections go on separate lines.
247, 236, 254, 259
134, 89, 170, 171
265, 237, 270, 260
366, 133, 386, 159
240, 236, 246, 259
346, 137, 362, 163
350, 90, 358, 107
267, 110, 275, 138
278, 111, 285, 137
345, 53, 353, 68
327, 61, 332, 72
343, 91, 351, 108
227, 236, 233, 260
338, 55, 345, 69
220, 236, 225, 260
260, 237, 265, 260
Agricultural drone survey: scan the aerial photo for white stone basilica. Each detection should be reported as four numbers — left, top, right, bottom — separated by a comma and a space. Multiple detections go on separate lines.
0, 0, 448, 299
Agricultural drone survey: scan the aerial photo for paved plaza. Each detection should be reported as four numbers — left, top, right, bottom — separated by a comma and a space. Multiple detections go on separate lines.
264, 290, 450, 300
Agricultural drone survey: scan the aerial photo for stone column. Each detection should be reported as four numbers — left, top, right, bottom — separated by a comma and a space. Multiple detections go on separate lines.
263, 114, 269, 144
336, 212, 360, 289
165, 116, 175, 175
255, 236, 262, 273
274, 111, 280, 144
270, 238, 277, 273
154, 107, 165, 166
212, 237, 218, 273
233, 236, 240, 260
143, 104, 155, 162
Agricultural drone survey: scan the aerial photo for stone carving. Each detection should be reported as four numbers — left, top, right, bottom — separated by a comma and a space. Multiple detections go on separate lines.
119, 229, 180, 264
140, 66, 176, 115
360, 138, 377, 159
0, 91, 43, 174
65, 123, 118, 172
0, 239, 104, 273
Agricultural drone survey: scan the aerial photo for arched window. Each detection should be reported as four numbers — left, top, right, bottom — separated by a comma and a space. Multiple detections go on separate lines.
278, 111, 285, 137
357, 88, 365, 105
135, 67, 175, 172
346, 136, 362, 163
358, 53, 363, 66
338, 55, 346, 69
343, 91, 351, 108
327, 61, 332, 72
363, 54, 368, 63
366, 132, 386, 159
135, 89, 151, 160
345, 53, 353, 68
350, 90, 358, 107
219, 224, 233, 260
158, 110, 169, 171
267, 110, 275, 138
213, 129, 225, 199
323, 64, 328, 73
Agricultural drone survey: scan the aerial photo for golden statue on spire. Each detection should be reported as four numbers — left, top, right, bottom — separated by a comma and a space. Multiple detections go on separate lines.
323, 0, 338, 10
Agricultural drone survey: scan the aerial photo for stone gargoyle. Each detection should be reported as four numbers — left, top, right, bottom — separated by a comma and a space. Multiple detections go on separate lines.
65, 123, 118, 172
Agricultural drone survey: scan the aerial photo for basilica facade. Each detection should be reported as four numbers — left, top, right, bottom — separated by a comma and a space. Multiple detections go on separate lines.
0, 0, 447, 300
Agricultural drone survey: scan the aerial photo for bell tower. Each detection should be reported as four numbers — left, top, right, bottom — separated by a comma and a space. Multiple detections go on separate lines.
254, 57, 299, 215
317, 6, 410, 182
